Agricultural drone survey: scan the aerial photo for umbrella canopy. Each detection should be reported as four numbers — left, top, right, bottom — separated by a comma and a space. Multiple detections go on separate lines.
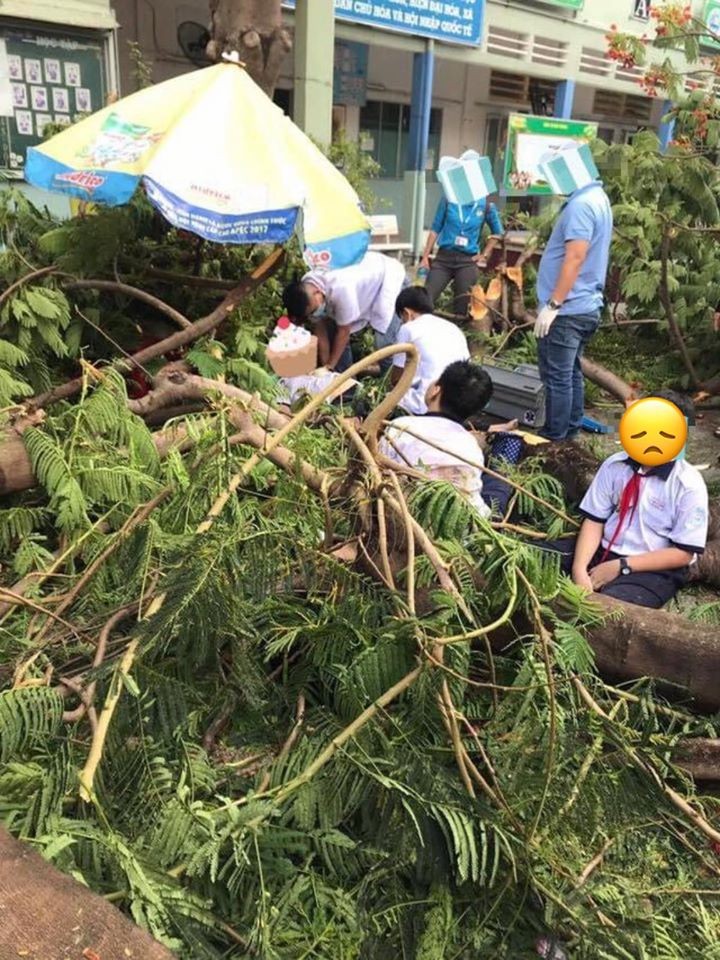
25, 63, 370, 270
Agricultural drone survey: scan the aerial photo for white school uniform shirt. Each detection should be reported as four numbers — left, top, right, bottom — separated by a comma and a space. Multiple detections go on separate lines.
305, 251, 406, 335
379, 413, 491, 518
579, 452, 708, 559
392, 314, 470, 415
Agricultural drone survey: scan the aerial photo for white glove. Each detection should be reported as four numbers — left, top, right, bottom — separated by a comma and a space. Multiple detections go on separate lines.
534, 304, 559, 339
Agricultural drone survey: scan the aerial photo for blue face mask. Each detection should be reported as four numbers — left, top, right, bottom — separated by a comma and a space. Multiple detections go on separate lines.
310, 302, 327, 320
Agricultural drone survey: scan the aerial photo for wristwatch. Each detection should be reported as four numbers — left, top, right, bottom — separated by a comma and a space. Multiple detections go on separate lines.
619, 557, 632, 576
548, 298, 563, 311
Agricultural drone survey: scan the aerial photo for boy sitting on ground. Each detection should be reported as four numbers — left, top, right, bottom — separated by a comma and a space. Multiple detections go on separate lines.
379, 360, 518, 517
547, 391, 708, 608
390, 287, 470, 415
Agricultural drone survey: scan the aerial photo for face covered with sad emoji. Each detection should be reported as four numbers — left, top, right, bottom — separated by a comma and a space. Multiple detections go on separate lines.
619, 397, 688, 467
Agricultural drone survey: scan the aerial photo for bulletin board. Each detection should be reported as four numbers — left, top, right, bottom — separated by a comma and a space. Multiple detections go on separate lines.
0, 26, 107, 175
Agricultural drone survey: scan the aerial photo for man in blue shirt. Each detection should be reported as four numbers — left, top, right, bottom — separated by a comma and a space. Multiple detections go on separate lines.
420, 196, 504, 316
534, 178, 613, 441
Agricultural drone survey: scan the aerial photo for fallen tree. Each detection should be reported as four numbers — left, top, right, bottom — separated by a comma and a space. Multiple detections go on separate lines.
0, 827, 175, 960
2, 200, 720, 958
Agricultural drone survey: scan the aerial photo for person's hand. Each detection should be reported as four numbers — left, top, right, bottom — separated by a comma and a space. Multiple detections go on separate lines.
571, 565, 594, 592
419, 255, 431, 271
589, 560, 621, 590
488, 418, 519, 434
713, 311, 720, 333
534, 304, 559, 338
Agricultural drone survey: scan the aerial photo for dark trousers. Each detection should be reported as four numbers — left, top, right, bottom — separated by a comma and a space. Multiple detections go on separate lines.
537, 312, 600, 441
425, 248, 480, 316
541, 537, 689, 608
481, 473, 514, 516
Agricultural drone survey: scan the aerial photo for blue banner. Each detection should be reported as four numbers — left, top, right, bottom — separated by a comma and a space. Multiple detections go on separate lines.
283, 1, 484, 47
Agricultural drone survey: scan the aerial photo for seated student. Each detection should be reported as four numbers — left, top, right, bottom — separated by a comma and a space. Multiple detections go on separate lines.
379, 360, 516, 517
390, 286, 470, 415
547, 391, 708, 609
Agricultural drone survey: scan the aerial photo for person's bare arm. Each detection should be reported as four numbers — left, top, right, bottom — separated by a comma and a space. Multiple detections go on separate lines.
420, 230, 438, 270
551, 239, 590, 304
571, 518, 604, 591
390, 365, 403, 386
589, 547, 693, 590
314, 319, 331, 366
327, 324, 352, 372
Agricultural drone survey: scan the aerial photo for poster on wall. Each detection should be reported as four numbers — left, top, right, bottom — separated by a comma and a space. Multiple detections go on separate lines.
333, 41, 368, 107
501, 114, 598, 196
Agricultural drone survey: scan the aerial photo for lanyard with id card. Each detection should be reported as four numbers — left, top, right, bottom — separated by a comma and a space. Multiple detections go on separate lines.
454, 202, 481, 249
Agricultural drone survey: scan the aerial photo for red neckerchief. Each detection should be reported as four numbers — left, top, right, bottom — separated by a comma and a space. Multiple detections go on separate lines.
600, 470, 644, 563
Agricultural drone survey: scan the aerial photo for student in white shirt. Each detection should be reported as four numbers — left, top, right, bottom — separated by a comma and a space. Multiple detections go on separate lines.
379, 360, 516, 517
390, 286, 470, 415
282, 251, 407, 374
544, 391, 709, 608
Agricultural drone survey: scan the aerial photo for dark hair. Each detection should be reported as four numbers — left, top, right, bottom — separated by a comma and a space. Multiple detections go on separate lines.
646, 389, 695, 425
437, 360, 493, 422
395, 286, 434, 317
282, 281, 311, 322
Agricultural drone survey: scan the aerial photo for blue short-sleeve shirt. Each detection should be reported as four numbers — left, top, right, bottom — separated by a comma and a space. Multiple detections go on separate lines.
431, 197, 504, 256
536, 182, 613, 316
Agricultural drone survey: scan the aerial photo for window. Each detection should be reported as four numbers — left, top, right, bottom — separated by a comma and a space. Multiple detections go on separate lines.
359, 100, 442, 179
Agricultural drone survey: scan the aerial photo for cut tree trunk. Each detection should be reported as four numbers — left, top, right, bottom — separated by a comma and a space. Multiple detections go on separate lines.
673, 738, 720, 780
579, 356, 635, 404
578, 594, 720, 712
206, 0, 292, 96
0, 826, 175, 959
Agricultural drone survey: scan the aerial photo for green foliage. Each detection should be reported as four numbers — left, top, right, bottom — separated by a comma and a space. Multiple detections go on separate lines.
593, 131, 720, 383
0, 166, 718, 960
323, 129, 382, 211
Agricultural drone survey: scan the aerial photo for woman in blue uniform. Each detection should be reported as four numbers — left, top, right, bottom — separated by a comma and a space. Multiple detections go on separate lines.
419, 195, 504, 316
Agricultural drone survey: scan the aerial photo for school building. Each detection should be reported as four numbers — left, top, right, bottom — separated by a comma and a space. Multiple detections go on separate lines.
0, 0, 713, 227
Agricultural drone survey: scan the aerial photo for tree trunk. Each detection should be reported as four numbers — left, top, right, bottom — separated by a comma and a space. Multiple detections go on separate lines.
673, 738, 720, 780
206, 0, 292, 97
0, 826, 175, 959
580, 594, 720, 712
579, 356, 635, 404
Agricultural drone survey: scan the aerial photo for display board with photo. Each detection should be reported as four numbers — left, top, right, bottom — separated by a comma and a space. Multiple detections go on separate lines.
0, 26, 106, 173
501, 114, 599, 196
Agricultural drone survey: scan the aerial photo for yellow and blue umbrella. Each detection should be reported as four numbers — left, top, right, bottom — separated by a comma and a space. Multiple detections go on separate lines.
25, 62, 370, 270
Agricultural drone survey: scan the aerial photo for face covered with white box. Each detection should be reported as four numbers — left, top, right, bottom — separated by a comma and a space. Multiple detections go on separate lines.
537, 142, 600, 196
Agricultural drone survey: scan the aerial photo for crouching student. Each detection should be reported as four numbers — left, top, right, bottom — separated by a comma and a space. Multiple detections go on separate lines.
545, 392, 708, 608
390, 286, 470, 415
378, 360, 517, 517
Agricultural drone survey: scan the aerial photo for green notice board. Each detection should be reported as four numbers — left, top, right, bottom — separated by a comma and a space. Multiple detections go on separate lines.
539, 0, 584, 8
0, 26, 106, 175
702, 0, 720, 50
501, 114, 598, 197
